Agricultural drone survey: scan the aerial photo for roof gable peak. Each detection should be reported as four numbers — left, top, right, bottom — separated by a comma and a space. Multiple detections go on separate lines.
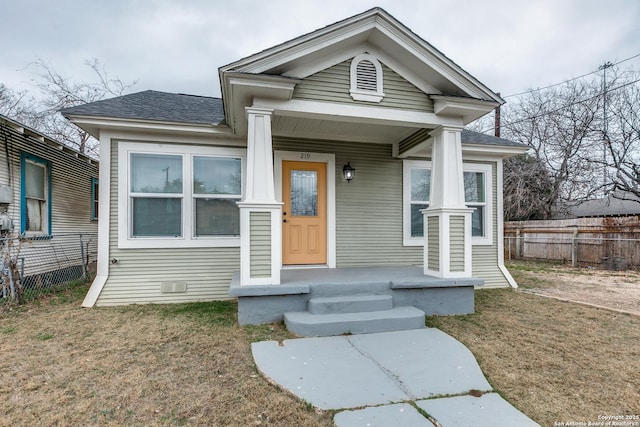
219, 8, 502, 104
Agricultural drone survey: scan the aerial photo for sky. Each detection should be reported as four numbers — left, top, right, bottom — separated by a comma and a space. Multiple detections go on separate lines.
2, 0, 640, 102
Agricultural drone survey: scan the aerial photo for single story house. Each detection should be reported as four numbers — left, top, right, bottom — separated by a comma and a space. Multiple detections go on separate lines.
567, 191, 640, 218
0, 113, 99, 291
62, 8, 527, 327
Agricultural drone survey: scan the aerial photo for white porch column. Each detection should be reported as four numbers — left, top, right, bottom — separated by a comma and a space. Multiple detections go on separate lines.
238, 107, 282, 285
423, 126, 473, 278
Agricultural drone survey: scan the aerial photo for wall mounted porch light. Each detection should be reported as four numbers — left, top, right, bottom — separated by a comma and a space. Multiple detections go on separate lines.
342, 162, 356, 183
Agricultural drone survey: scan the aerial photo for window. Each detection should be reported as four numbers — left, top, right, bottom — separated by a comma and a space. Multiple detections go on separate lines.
118, 142, 245, 248
350, 53, 384, 102
193, 156, 241, 237
464, 171, 486, 238
21, 153, 51, 235
91, 178, 99, 220
403, 160, 493, 246
130, 153, 183, 237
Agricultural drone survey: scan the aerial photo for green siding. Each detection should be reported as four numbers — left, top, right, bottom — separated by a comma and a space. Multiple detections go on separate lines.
427, 216, 440, 271
293, 60, 434, 112
449, 216, 465, 272
97, 140, 239, 306
274, 138, 423, 267
250, 212, 271, 278
469, 162, 509, 288
98, 137, 508, 304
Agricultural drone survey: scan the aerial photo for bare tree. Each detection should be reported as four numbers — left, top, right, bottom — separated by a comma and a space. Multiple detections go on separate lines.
503, 154, 554, 221
28, 58, 137, 156
1, 59, 136, 157
0, 84, 45, 128
598, 68, 640, 200
502, 78, 604, 216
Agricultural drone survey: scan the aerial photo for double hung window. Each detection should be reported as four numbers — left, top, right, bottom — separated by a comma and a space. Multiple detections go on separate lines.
21, 153, 51, 235
403, 160, 493, 246
118, 143, 245, 248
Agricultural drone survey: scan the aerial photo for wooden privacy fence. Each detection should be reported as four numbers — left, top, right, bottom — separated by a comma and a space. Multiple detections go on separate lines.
504, 216, 640, 270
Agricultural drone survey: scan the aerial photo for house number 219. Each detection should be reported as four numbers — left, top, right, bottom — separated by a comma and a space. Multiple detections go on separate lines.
300, 152, 311, 159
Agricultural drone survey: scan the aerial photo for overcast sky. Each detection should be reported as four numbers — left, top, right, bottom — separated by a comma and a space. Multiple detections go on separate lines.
2, 0, 640, 102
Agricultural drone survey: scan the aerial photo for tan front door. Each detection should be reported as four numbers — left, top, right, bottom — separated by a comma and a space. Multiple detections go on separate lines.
282, 161, 327, 265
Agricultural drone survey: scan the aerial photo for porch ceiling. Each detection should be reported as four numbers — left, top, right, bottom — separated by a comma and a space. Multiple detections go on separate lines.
272, 114, 419, 144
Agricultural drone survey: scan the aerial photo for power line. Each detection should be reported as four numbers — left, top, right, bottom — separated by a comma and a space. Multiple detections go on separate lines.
478, 77, 640, 134
503, 52, 640, 98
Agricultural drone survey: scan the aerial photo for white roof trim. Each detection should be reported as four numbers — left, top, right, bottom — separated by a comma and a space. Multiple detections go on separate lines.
220, 8, 504, 105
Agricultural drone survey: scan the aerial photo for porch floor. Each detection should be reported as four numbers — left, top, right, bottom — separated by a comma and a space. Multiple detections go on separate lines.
230, 266, 483, 297
230, 266, 483, 326
280, 265, 482, 287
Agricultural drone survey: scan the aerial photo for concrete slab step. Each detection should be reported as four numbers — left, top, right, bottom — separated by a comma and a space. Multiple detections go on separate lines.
309, 281, 391, 297
308, 294, 393, 314
284, 306, 425, 337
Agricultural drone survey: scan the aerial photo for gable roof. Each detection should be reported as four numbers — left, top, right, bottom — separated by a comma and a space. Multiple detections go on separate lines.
61, 90, 225, 126
220, 7, 502, 103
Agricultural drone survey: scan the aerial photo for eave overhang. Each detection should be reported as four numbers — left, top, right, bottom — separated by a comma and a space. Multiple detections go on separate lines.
461, 143, 530, 158
431, 95, 500, 125
220, 72, 300, 135
64, 115, 236, 140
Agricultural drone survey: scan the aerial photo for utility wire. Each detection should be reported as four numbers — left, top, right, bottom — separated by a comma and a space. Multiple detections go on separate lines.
503, 52, 640, 98
478, 77, 640, 134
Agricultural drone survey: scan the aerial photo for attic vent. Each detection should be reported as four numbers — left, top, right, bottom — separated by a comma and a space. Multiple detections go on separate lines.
350, 54, 384, 103
356, 60, 377, 91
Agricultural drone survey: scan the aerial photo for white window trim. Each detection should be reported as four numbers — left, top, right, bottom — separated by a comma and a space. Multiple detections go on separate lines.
118, 142, 246, 249
403, 159, 431, 246
464, 163, 493, 245
402, 160, 493, 246
350, 53, 384, 103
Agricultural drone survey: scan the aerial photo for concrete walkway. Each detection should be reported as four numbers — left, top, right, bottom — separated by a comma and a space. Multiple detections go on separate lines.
252, 329, 540, 426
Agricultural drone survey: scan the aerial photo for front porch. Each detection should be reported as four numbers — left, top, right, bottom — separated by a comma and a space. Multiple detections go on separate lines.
229, 266, 483, 334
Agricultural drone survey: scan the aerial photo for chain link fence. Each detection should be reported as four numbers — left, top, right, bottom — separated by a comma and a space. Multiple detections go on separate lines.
1, 233, 97, 303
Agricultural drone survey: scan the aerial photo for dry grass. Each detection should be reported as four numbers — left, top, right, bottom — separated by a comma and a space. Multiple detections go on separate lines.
508, 260, 640, 315
3, 269, 639, 427
428, 271, 640, 426
0, 284, 333, 426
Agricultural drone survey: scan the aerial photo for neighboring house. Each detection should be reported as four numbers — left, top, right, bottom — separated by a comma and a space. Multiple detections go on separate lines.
568, 191, 640, 218
63, 8, 527, 320
0, 113, 99, 282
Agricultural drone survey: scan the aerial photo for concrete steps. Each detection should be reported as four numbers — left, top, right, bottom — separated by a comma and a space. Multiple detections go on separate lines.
284, 293, 425, 337
308, 294, 392, 314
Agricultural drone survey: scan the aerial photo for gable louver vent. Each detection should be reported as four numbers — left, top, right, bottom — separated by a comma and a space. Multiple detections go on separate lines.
356, 60, 377, 91
350, 54, 384, 102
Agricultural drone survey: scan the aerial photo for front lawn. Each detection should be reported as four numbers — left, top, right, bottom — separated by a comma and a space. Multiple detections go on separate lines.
2, 274, 638, 426
429, 284, 640, 426
0, 285, 332, 426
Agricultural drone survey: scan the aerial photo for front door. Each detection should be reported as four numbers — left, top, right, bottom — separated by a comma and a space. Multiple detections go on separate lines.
282, 161, 327, 265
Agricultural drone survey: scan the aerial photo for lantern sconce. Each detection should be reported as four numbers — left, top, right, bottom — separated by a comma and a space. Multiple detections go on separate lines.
342, 162, 356, 183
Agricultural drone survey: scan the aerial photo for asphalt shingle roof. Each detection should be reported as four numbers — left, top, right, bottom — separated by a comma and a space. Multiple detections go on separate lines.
570, 192, 640, 218
61, 90, 226, 125
61, 90, 526, 149
461, 129, 525, 147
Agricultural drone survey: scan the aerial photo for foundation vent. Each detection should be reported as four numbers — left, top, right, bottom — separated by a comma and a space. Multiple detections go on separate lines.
161, 282, 188, 293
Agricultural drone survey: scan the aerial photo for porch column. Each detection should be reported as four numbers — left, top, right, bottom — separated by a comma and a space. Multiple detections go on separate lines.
238, 107, 282, 285
423, 126, 473, 278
